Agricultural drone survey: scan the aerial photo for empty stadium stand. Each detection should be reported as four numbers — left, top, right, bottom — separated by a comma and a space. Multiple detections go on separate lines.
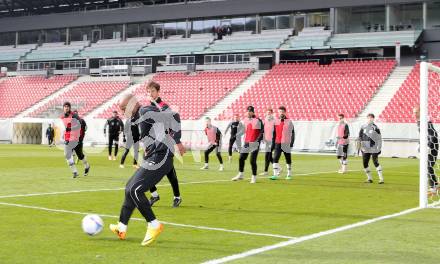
25, 41, 89, 61
205, 29, 291, 53
138, 34, 213, 56
98, 70, 252, 120
78, 37, 152, 58
0, 75, 77, 118
217, 60, 396, 121
326, 30, 421, 48
28, 80, 130, 118
0, 44, 37, 62
285, 27, 332, 50
380, 62, 440, 123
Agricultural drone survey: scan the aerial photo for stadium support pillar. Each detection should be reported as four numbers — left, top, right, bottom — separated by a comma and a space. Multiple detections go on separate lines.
122, 24, 127, 41
275, 49, 280, 64
86, 58, 90, 69
66, 28, 70, 45
15, 32, 18, 46
385, 5, 390, 31
166, 53, 171, 65
329, 8, 335, 32
395, 42, 401, 66
422, 2, 427, 30
17, 61, 21, 71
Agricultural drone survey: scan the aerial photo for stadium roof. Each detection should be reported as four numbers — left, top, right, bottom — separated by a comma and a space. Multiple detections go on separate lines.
0, 0, 212, 17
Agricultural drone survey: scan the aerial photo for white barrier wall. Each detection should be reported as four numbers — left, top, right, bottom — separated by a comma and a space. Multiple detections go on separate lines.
3, 117, 438, 159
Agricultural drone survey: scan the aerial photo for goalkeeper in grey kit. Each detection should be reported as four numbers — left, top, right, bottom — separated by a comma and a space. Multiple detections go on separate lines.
358, 113, 384, 184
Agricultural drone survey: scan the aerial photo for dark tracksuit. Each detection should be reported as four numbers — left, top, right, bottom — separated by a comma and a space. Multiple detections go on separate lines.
105, 117, 124, 156
119, 104, 179, 224
418, 121, 439, 188
46, 127, 54, 145
239, 116, 264, 175
121, 112, 141, 166
225, 121, 243, 156
148, 98, 182, 198
204, 125, 223, 164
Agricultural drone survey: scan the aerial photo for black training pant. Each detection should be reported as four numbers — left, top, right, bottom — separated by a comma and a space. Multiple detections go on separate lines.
273, 143, 292, 165
108, 134, 119, 156
205, 144, 223, 164
150, 166, 180, 197
119, 152, 173, 224
239, 142, 260, 175
362, 152, 380, 168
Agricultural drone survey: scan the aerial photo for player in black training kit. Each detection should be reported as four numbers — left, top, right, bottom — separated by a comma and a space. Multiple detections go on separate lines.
119, 109, 140, 169
110, 93, 184, 246
105, 111, 124, 161
145, 81, 185, 208
225, 114, 243, 163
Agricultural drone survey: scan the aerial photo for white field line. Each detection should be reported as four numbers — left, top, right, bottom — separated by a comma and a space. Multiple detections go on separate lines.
0, 170, 353, 199
202, 206, 429, 264
0, 202, 295, 240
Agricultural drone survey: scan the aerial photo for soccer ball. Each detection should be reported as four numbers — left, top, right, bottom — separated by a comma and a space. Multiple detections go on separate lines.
82, 214, 104, 236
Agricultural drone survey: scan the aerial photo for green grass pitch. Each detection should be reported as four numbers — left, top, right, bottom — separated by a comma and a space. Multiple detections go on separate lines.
0, 144, 438, 264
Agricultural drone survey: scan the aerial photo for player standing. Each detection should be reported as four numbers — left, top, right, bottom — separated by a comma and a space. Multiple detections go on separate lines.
413, 106, 439, 192
61, 102, 90, 178
359, 113, 383, 184
119, 109, 140, 169
46, 124, 55, 147
145, 81, 185, 208
231, 106, 264, 184
110, 93, 184, 245
104, 111, 124, 161
225, 114, 243, 163
270, 106, 295, 180
336, 113, 350, 174
200, 117, 224, 171
260, 108, 275, 176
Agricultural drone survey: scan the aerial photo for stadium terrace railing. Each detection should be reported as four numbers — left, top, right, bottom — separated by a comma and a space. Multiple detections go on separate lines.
332, 57, 395, 62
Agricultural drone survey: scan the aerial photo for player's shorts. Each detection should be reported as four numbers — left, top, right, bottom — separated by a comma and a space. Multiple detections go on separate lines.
336, 144, 348, 159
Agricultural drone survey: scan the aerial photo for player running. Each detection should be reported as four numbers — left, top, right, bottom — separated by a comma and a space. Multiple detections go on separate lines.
61, 102, 90, 178
260, 108, 275, 176
359, 113, 383, 184
200, 117, 224, 171
270, 106, 295, 180
413, 106, 439, 193
336, 113, 350, 174
104, 110, 124, 161
225, 114, 243, 163
231, 106, 264, 184
110, 93, 184, 246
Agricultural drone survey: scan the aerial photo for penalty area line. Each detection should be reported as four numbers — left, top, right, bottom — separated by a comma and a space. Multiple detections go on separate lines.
0, 201, 295, 240
202, 206, 425, 264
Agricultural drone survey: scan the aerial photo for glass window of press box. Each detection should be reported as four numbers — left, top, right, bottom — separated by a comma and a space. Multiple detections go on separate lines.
103, 24, 123, 39
19, 30, 44, 44
0, 32, 16, 46
45, 29, 66, 43
191, 16, 257, 34
261, 14, 293, 30
336, 6, 386, 33
427, 1, 440, 29
388, 3, 423, 31
70, 26, 95, 42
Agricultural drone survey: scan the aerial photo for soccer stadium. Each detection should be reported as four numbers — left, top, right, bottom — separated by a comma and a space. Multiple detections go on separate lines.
0, 0, 439, 263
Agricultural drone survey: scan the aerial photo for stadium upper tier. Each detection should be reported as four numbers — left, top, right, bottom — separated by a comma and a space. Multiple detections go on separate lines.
97, 70, 252, 120
0, 29, 422, 62
217, 60, 396, 121
0, 75, 77, 118
138, 34, 214, 56
0, 44, 37, 63
28, 81, 130, 118
204, 29, 291, 53
326, 30, 421, 49
380, 62, 440, 123
76, 37, 152, 58
25, 41, 89, 61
